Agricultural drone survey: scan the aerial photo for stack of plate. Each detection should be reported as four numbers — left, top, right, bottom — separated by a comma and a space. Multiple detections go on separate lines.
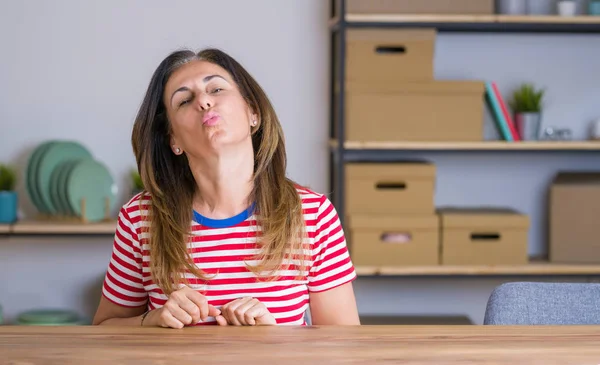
16, 309, 86, 326
26, 140, 118, 222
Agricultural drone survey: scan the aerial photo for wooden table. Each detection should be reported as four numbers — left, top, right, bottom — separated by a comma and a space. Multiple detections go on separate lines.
1, 325, 600, 364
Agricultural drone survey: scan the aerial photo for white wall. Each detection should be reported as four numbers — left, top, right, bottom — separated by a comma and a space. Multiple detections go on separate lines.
1, 0, 600, 325
0, 0, 330, 324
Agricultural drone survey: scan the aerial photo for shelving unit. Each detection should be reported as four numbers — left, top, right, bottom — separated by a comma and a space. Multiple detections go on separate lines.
328, 0, 600, 277
331, 140, 600, 151
0, 220, 117, 236
331, 13, 600, 32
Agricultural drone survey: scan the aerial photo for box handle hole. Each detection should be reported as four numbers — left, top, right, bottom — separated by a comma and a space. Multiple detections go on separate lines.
470, 233, 501, 241
375, 46, 406, 54
381, 232, 412, 243
376, 182, 406, 190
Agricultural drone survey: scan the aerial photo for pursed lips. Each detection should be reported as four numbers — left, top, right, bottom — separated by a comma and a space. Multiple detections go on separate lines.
202, 112, 220, 126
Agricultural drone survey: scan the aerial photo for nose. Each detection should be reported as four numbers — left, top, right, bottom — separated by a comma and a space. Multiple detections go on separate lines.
198, 92, 213, 110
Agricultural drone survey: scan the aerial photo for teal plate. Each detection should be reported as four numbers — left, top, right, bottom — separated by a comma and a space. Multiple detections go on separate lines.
17, 309, 81, 325
49, 160, 69, 215
26, 141, 56, 214
50, 160, 83, 216
36, 141, 92, 215
59, 161, 78, 216
66, 159, 117, 222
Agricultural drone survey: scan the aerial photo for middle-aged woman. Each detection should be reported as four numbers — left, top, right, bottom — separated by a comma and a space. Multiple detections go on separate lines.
92, 48, 359, 327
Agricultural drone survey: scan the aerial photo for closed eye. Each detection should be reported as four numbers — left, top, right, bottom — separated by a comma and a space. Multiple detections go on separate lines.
178, 99, 191, 107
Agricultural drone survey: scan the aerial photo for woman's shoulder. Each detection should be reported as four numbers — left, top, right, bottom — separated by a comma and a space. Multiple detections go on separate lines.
294, 184, 328, 205
119, 191, 152, 222
294, 184, 340, 222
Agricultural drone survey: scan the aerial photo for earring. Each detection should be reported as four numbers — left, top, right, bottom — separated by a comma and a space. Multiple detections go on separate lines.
175, 147, 181, 154
252, 120, 257, 126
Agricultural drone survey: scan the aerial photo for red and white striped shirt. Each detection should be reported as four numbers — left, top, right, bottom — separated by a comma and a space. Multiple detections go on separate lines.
101, 187, 357, 325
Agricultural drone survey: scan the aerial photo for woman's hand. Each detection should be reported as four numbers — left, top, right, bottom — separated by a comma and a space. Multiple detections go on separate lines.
144, 286, 221, 328
215, 297, 276, 326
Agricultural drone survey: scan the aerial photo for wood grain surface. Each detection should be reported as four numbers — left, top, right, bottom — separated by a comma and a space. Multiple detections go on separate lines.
1, 325, 600, 364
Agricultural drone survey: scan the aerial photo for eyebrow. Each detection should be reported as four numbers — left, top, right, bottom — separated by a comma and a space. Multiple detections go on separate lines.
170, 74, 228, 106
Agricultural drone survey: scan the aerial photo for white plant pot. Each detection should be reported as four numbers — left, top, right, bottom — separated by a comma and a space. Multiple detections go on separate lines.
497, 0, 527, 14
527, 0, 556, 15
558, 1, 577, 16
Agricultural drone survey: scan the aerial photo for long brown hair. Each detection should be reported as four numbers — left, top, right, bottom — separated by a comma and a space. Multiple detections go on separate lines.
131, 48, 306, 295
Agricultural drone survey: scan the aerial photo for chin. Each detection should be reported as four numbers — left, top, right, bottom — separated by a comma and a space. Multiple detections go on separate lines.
208, 133, 252, 152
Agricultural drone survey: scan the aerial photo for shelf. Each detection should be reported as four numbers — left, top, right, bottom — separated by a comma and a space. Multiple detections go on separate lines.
6, 220, 117, 236
356, 262, 600, 277
0, 224, 10, 234
330, 140, 600, 151
333, 14, 600, 33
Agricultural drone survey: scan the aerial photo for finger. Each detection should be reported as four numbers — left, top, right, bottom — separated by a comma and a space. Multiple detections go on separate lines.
168, 290, 200, 323
223, 297, 252, 326
235, 298, 260, 326
183, 289, 210, 321
215, 315, 229, 326
175, 299, 202, 324
208, 304, 221, 318
246, 303, 276, 325
243, 302, 270, 326
160, 309, 185, 329
164, 302, 193, 325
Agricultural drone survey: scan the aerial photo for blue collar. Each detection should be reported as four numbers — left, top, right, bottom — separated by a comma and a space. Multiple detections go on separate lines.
193, 202, 256, 228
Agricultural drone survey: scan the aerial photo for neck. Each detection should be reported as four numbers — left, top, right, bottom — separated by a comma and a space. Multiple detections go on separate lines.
189, 145, 255, 219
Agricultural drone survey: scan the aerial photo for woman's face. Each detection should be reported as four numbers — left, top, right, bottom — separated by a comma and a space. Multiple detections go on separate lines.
163, 60, 256, 159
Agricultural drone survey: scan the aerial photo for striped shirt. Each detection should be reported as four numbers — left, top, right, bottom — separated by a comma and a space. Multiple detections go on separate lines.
101, 187, 357, 325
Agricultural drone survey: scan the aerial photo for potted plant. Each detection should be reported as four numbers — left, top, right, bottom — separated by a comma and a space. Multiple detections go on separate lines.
131, 168, 144, 196
510, 83, 545, 141
0, 164, 18, 223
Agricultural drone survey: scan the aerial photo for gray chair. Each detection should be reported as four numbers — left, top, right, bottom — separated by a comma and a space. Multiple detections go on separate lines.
484, 282, 600, 325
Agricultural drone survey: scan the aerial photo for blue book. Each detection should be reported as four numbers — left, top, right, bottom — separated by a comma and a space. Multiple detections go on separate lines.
485, 81, 513, 142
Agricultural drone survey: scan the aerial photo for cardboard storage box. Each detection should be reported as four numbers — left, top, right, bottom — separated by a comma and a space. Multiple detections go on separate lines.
345, 0, 494, 15
348, 214, 440, 267
549, 172, 600, 264
346, 162, 436, 215
345, 80, 485, 142
439, 208, 529, 265
346, 29, 435, 83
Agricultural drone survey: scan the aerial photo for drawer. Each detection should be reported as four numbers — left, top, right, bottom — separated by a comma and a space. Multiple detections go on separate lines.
346, 162, 436, 215
348, 214, 440, 267
346, 29, 435, 84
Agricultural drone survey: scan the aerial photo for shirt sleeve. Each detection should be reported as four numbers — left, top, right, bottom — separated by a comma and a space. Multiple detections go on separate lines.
101, 206, 148, 308
307, 194, 357, 292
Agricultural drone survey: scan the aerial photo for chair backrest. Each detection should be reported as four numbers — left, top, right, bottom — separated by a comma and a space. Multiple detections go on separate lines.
484, 282, 600, 325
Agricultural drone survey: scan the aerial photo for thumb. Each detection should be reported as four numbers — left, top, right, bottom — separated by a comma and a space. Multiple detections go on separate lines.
208, 305, 221, 317
215, 315, 228, 326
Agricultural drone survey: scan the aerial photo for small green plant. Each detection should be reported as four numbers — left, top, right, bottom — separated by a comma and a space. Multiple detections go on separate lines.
510, 83, 545, 113
131, 168, 144, 190
0, 164, 16, 191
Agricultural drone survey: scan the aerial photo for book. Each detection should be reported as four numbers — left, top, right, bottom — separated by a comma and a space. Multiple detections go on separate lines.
491, 82, 520, 141
485, 81, 513, 142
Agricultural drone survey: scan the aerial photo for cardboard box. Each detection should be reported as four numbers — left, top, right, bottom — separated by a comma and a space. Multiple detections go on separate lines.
345, 0, 494, 15
348, 214, 440, 266
439, 208, 529, 265
346, 80, 485, 142
549, 172, 600, 264
346, 162, 436, 215
346, 29, 436, 83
